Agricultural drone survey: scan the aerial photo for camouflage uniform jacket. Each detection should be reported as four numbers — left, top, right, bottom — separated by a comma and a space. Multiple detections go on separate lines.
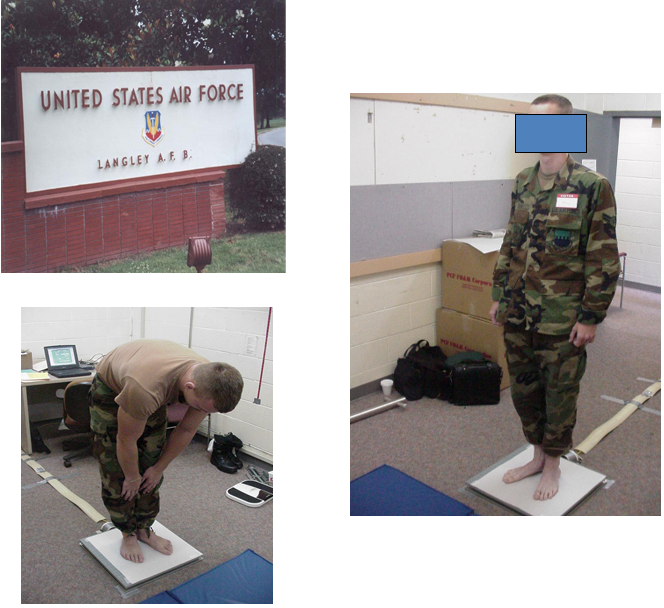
492, 154, 620, 335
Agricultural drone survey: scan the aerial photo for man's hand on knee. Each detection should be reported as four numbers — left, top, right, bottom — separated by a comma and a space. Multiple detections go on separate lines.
121, 476, 142, 501
569, 322, 597, 347
140, 465, 164, 494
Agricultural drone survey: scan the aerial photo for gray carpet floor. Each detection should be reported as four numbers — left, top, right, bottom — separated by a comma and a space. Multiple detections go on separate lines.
351, 285, 661, 516
22, 431, 272, 603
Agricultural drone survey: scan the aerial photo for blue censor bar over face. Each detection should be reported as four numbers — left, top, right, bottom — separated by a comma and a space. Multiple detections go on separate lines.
515, 114, 587, 153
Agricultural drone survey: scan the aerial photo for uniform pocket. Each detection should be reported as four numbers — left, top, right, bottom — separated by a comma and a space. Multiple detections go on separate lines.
89, 401, 119, 436
510, 208, 529, 248
545, 212, 582, 256
557, 346, 587, 390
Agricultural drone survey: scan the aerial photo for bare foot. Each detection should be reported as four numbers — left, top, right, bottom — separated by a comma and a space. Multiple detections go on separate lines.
534, 455, 561, 501
502, 445, 545, 483
120, 532, 144, 563
136, 528, 173, 555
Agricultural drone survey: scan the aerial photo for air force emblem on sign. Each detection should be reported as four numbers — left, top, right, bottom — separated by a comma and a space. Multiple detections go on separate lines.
142, 111, 164, 146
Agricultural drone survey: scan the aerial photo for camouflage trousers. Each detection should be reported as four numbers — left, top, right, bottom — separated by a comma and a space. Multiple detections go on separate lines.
89, 375, 167, 534
503, 323, 587, 458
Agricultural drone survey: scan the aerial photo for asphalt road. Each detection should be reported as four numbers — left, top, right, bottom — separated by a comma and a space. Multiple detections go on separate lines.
258, 127, 285, 147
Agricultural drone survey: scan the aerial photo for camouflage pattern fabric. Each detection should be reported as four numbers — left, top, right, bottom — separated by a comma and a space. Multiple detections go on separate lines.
504, 323, 587, 457
89, 375, 167, 534
492, 155, 620, 335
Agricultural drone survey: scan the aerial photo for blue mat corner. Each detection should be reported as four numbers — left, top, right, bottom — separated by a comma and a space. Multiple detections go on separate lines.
141, 549, 273, 604
351, 464, 478, 516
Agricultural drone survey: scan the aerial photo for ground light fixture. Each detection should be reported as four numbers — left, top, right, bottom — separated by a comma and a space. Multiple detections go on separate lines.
187, 236, 212, 272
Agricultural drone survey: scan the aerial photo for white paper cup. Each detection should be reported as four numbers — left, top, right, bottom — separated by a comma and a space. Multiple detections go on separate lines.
381, 379, 394, 397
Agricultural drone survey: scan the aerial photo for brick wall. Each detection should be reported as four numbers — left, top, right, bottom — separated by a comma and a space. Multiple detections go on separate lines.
1, 144, 225, 272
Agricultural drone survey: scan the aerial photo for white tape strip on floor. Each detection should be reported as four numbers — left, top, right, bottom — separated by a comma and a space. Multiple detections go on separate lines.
22, 471, 80, 491
601, 395, 661, 416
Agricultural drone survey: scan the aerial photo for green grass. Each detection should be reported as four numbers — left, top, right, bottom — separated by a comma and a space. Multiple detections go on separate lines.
57, 231, 285, 273
257, 117, 285, 134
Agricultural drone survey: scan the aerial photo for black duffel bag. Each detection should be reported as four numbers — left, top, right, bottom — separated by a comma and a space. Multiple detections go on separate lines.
393, 340, 449, 401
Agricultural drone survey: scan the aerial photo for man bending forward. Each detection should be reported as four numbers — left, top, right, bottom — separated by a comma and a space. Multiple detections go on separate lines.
90, 339, 243, 562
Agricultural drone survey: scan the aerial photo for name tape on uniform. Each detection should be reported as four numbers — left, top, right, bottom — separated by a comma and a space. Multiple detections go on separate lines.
556, 194, 578, 209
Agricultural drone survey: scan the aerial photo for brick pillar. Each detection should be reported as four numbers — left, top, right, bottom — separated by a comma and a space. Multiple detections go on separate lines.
210, 175, 226, 238
1, 147, 27, 272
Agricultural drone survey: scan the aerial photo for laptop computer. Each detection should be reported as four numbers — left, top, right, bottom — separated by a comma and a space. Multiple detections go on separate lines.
43, 345, 93, 378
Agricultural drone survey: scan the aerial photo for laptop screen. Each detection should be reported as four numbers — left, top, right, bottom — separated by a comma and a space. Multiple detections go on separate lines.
45, 345, 79, 369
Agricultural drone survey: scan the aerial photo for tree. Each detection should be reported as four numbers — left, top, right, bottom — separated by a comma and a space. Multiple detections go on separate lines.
1, 0, 285, 140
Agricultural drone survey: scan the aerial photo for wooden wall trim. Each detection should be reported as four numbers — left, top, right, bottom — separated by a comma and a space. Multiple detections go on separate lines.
351, 248, 441, 279
350, 93, 532, 114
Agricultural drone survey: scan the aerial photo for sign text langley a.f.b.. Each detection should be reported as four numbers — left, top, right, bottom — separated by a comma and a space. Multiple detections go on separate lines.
17, 66, 256, 201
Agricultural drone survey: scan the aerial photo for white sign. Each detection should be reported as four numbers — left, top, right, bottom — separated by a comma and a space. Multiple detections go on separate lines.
18, 66, 257, 195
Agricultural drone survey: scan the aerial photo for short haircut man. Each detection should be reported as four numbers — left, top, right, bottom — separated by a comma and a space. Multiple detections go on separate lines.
531, 94, 573, 114
191, 362, 245, 413
489, 94, 620, 501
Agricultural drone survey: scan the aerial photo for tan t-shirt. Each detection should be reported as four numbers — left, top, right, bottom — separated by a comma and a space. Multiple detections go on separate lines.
96, 339, 209, 420
538, 167, 559, 190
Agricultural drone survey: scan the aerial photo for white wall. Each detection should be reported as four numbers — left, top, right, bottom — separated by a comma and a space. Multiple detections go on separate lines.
351, 98, 540, 186
21, 306, 273, 464
142, 307, 273, 462
615, 118, 661, 287
21, 307, 135, 362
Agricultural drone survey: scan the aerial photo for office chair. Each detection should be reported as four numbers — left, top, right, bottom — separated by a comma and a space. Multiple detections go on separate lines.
62, 378, 93, 468
167, 402, 189, 429
167, 402, 212, 443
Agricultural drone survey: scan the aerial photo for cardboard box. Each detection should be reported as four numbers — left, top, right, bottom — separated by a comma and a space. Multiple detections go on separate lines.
442, 238, 501, 321
436, 308, 510, 390
21, 349, 33, 369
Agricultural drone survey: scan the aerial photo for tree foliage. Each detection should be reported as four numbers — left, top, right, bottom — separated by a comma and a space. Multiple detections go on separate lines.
226, 144, 285, 231
1, 0, 284, 140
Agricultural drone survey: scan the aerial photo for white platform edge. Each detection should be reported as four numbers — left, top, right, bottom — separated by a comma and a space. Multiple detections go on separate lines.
80, 521, 203, 589
465, 445, 607, 516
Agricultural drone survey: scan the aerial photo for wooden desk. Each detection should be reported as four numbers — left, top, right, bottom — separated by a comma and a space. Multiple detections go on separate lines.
21, 372, 95, 454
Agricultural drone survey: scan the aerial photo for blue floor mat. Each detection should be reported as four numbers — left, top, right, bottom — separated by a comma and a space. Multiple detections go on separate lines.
141, 592, 179, 604
351, 465, 477, 516
141, 550, 273, 604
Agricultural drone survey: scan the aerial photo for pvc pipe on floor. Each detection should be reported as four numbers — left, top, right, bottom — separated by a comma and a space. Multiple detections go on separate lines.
350, 397, 407, 424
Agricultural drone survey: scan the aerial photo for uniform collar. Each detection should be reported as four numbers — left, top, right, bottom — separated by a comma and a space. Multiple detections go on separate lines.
525, 154, 576, 193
